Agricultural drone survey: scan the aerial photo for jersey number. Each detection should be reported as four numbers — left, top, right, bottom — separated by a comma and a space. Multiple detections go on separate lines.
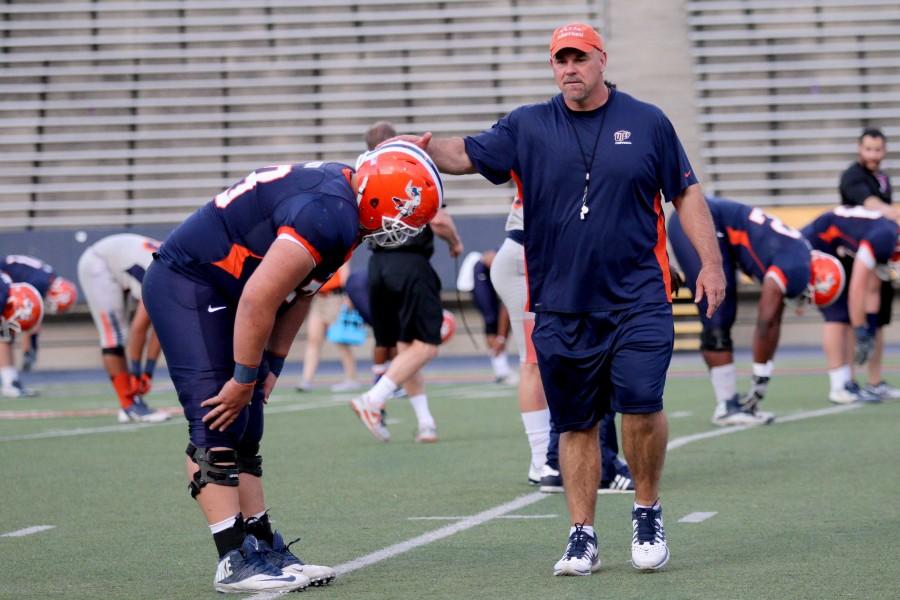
214, 165, 293, 208
747, 208, 801, 239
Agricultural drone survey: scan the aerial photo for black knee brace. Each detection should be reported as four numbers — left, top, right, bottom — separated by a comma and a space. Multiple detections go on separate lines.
185, 443, 239, 499
236, 442, 263, 478
101, 346, 125, 357
700, 327, 733, 353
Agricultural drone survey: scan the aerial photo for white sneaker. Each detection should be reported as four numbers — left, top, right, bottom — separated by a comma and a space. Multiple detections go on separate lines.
263, 531, 336, 587
350, 394, 390, 441
553, 525, 601, 576
829, 381, 880, 404
712, 395, 773, 426
539, 464, 564, 493
414, 424, 438, 443
865, 381, 900, 400
2, 380, 37, 398
331, 379, 362, 393
118, 398, 171, 423
527, 461, 542, 485
631, 505, 669, 570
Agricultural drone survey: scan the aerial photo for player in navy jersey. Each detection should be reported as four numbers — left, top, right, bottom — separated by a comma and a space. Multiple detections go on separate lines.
837, 128, 900, 400
394, 22, 726, 575
801, 206, 899, 404
670, 197, 847, 426
0, 255, 77, 397
142, 144, 441, 594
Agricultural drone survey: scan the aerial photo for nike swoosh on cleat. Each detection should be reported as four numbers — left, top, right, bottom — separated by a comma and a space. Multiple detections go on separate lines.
207, 305, 227, 313
684, 170, 692, 178
261, 576, 296, 582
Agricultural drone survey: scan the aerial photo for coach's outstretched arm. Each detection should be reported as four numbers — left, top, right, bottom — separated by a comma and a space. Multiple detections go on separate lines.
394, 132, 476, 175
672, 185, 726, 318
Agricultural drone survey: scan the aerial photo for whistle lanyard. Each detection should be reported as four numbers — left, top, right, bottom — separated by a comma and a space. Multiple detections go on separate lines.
565, 86, 613, 221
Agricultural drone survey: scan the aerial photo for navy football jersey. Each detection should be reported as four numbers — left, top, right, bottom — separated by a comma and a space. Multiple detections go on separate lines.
0, 272, 10, 310
707, 198, 811, 299
0, 255, 56, 296
464, 89, 697, 312
801, 206, 899, 264
158, 162, 360, 302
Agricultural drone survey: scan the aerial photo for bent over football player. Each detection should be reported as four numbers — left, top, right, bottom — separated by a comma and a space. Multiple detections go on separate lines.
0, 255, 76, 397
669, 197, 846, 426
77, 233, 169, 423
142, 142, 441, 594
1, 273, 45, 378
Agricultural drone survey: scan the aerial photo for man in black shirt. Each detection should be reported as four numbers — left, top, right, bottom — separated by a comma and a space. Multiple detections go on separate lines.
350, 122, 464, 443
838, 128, 900, 399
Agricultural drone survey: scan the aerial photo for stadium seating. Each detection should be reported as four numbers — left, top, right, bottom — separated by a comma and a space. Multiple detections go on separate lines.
687, 0, 899, 206
0, 0, 606, 230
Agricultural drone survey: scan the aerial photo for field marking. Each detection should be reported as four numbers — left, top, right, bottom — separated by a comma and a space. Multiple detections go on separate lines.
1, 525, 55, 538
245, 401, 864, 599
678, 512, 718, 524
407, 514, 558, 521
667, 411, 693, 419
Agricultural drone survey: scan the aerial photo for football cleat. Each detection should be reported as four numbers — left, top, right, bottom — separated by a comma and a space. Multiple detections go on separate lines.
527, 461, 542, 486
414, 424, 438, 443
712, 395, 774, 427
1, 379, 38, 398
539, 464, 563, 493
553, 524, 601, 576
631, 505, 670, 571
260, 531, 336, 587
829, 381, 881, 405
350, 394, 390, 441
214, 535, 308, 593
118, 397, 170, 423
864, 381, 900, 401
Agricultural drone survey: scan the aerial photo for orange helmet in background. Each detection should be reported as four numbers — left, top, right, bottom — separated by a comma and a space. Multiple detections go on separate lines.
808, 250, 846, 308
1, 281, 44, 339
46, 276, 77, 314
355, 140, 443, 248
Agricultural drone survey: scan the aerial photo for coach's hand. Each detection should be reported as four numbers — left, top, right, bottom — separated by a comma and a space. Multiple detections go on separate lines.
201, 379, 254, 432
695, 263, 727, 318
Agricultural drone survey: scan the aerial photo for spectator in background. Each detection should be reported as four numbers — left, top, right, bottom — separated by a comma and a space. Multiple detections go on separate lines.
296, 263, 362, 393
837, 128, 900, 400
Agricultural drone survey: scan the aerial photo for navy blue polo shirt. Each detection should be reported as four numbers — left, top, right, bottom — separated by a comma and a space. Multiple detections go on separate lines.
465, 89, 697, 313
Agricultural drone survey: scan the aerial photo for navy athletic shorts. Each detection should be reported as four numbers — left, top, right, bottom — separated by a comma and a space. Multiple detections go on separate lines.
532, 303, 674, 431
143, 259, 264, 449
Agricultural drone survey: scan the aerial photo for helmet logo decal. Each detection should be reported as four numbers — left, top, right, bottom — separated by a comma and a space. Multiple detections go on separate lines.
813, 272, 837, 294
392, 180, 422, 217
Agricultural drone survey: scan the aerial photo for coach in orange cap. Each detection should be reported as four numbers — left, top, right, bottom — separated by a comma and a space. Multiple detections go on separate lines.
395, 20, 725, 578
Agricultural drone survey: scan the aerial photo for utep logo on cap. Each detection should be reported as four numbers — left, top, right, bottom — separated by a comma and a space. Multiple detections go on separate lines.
614, 130, 632, 145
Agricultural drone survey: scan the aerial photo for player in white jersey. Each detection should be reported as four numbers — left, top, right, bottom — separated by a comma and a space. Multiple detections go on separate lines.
77, 234, 170, 423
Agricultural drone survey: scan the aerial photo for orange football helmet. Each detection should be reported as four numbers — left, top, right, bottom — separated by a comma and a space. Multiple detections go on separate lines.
46, 276, 77, 314
808, 250, 846, 308
2, 281, 44, 339
355, 140, 442, 248
440, 309, 457, 344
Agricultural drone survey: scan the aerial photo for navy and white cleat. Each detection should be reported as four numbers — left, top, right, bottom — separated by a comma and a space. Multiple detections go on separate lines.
118, 397, 170, 423
261, 531, 336, 587
213, 535, 309, 593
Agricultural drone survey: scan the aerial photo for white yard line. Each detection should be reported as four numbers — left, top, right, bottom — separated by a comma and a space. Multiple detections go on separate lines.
678, 512, 718, 524
407, 514, 558, 521
244, 402, 864, 599
1, 525, 55, 537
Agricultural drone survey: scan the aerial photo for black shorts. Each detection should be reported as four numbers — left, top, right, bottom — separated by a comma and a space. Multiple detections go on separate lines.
368, 252, 443, 346
878, 280, 894, 327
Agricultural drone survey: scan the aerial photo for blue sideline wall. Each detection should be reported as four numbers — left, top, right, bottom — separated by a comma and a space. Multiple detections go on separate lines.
0, 215, 508, 304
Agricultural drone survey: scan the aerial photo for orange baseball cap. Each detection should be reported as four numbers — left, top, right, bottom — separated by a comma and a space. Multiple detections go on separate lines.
549, 22, 604, 56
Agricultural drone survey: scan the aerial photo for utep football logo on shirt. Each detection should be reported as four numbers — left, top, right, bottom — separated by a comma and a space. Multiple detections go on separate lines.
392, 180, 422, 217
614, 130, 632, 145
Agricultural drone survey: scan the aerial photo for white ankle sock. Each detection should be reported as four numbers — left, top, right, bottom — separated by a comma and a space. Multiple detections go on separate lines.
709, 363, 736, 407
491, 353, 511, 378
409, 393, 434, 428
520, 409, 551, 468
570, 524, 595, 537
367, 376, 398, 406
829, 365, 851, 393
209, 514, 239, 534
1, 366, 17, 388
